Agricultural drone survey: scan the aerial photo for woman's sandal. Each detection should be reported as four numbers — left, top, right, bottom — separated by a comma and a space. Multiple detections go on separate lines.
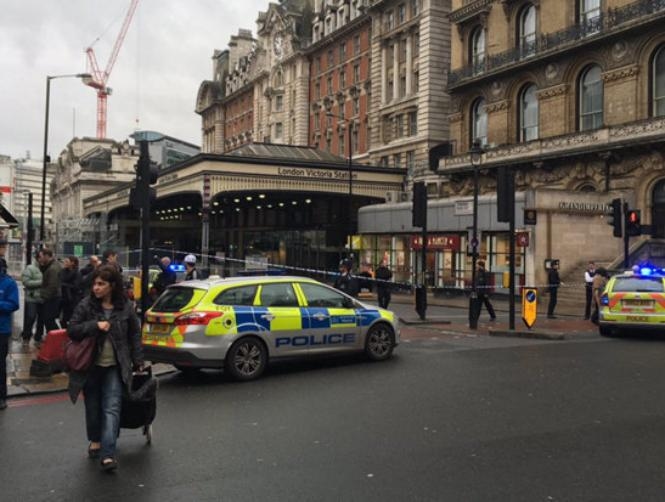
88, 444, 101, 459
101, 457, 118, 472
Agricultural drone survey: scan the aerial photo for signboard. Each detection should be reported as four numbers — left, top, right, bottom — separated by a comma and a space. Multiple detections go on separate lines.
524, 209, 537, 225
516, 232, 529, 247
411, 234, 461, 251
522, 288, 538, 328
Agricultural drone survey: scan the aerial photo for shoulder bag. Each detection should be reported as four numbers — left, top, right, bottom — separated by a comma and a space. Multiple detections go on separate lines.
64, 335, 97, 372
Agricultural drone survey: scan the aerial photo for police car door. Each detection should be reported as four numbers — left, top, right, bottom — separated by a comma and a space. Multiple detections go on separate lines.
296, 282, 360, 354
257, 282, 307, 357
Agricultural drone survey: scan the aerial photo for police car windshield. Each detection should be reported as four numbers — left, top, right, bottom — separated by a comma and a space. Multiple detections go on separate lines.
613, 276, 664, 293
152, 287, 197, 312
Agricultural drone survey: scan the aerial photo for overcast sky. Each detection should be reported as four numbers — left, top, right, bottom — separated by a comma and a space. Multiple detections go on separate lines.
0, 0, 270, 160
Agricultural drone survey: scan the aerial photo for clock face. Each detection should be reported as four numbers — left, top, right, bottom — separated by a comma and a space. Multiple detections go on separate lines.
273, 35, 284, 59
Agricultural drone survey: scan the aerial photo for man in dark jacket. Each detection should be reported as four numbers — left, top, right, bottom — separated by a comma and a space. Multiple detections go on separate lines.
475, 260, 496, 321
37, 248, 62, 334
547, 261, 562, 319
375, 259, 393, 309
333, 260, 359, 298
0, 240, 20, 410
153, 256, 176, 295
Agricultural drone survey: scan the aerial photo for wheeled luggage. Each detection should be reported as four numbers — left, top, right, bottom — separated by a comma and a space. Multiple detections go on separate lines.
120, 367, 158, 444
30, 329, 69, 377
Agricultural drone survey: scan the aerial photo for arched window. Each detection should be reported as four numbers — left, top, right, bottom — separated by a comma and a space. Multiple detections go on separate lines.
653, 45, 665, 117
518, 4, 536, 57
519, 84, 539, 141
470, 26, 486, 73
579, 65, 603, 131
471, 98, 488, 146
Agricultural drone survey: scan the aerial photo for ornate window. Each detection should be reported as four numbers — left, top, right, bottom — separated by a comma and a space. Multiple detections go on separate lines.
653, 45, 665, 117
470, 26, 486, 74
519, 84, 539, 141
578, 65, 603, 131
518, 4, 536, 58
579, 0, 601, 34
471, 98, 488, 146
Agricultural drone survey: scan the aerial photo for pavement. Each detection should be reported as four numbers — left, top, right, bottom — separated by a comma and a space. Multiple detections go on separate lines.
4, 290, 597, 399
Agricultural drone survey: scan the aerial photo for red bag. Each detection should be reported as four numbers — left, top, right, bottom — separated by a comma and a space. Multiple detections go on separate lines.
64, 335, 97, 372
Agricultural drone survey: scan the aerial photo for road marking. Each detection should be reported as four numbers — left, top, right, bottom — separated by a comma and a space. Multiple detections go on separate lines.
8, 393, 69, 408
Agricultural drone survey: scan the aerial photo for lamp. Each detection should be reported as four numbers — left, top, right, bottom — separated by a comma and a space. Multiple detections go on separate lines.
40, 72, 92, 244
469, 139, 484, 329
325, 110, 354, 266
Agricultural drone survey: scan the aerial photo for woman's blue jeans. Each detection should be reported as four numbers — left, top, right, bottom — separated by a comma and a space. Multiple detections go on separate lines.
84, 365, 122, 459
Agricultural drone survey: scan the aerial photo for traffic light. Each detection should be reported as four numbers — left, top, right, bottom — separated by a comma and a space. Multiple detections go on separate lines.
626, 209, 641, 236
412, 181, 427, 228
607, 198, 622, 238
130, 143, 159, 209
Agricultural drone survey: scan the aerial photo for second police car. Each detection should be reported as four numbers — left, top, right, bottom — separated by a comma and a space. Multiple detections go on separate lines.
141, 276, 400, 380
599, 266, 665, 336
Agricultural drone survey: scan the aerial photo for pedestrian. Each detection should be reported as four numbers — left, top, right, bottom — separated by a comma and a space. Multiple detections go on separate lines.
153, 256, 176, 295
101, 249, 123, 273
333, 259, 359, 298
183, 254, 199, 281
375, 258, 393, 309
60, 256, 83, 328
547, 261, 562, 319
67, 264, 144, 471
475, 260, 496, 321
20, 252, 43, 347
80, 255, 101, 294
0, 243, 20, 411
37, 248, 62, 335
591, 267, 609, 324
584, 261, 596, 320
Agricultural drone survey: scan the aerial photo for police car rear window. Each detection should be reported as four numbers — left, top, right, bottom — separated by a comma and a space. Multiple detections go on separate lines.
612, 277, 665, 293
213, 285, 257, 306
152, 287, 197, 312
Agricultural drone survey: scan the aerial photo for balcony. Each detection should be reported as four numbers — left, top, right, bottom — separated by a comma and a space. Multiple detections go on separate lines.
449, 0, 665, 88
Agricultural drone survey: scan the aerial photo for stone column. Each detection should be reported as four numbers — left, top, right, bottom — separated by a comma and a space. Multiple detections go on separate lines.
406, 33, 413, 95
381, 43, 387, 104
393, 41, 400, 101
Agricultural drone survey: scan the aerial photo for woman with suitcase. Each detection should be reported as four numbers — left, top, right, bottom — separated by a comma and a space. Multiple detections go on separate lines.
67, 265, 144, 472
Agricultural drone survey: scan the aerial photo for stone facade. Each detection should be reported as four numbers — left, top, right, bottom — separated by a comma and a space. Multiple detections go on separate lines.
443, 0, 665, 284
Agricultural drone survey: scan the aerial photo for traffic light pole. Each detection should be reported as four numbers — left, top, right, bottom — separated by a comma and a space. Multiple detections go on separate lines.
623, 202, 630, 269
138, 140, 152, 317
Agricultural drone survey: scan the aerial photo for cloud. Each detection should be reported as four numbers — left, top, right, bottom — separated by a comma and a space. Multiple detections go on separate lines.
0, 0, 269, 160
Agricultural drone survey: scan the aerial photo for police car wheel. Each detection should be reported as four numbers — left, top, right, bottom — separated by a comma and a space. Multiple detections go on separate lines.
365, 324, 395, 361
599, 325, 613, 337
225, 337, 267, 381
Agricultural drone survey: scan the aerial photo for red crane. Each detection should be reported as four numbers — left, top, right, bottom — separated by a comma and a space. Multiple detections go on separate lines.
85, 0, 140, 139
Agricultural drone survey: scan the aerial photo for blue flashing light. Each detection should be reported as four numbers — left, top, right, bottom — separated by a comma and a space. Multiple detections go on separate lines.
600, 294, 609, 306
640, 267, 653, 276
170, 264, 185, 272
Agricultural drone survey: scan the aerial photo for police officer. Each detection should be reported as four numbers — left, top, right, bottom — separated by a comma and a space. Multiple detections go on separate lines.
183, 254, 199, 281
334, 260, 359, 298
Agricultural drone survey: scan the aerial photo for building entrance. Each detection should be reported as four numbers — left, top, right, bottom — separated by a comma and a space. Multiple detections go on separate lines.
652, 179, 665, 238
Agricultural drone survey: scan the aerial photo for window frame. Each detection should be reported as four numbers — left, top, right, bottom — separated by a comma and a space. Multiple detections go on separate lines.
578, 64, 604, 131
518, 83, 539, 142
470, 26, 486, 74
652, 44, 665, 117
518, 4, 537, 58
471, 98, 488, 146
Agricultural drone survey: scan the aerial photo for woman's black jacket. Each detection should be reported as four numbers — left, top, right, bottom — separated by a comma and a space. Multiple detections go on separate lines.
66, 295, 144, 403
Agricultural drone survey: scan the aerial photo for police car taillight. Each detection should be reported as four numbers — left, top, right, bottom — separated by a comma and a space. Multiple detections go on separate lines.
600, 294, 609, 306
175, 312, 223, 325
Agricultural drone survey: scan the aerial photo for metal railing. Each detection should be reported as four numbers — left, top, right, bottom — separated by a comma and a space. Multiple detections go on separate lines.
449, 0, 665, 86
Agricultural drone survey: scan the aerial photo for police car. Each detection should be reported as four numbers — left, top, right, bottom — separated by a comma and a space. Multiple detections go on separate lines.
141, 276, 400, 380
599, 267, 665, 336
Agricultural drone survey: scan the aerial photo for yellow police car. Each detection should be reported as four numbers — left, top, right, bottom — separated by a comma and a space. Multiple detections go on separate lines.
599, 267, 665, 336
141, 276, 400, 380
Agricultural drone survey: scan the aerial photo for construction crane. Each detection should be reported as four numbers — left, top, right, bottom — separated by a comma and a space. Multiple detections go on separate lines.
84, 0, 139, 139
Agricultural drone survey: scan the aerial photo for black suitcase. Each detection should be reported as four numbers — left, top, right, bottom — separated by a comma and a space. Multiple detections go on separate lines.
120, 367, 158, 443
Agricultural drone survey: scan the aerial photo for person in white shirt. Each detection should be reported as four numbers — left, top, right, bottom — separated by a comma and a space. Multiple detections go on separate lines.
584, 261, 596, 320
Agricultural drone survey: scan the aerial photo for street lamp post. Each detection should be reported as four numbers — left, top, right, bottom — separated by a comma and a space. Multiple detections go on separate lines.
41, 73, 91, 244
469, 140, 484, 329
326, 111, 354, 264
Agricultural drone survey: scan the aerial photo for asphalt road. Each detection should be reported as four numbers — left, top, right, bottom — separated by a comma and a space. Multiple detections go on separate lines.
3, 331, 665, 501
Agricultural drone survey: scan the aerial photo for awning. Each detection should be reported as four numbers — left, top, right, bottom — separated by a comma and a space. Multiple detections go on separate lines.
0, 202, 19, 228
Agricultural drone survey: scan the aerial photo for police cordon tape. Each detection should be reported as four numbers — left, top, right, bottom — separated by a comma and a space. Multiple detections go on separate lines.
115, 247, 606, 293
